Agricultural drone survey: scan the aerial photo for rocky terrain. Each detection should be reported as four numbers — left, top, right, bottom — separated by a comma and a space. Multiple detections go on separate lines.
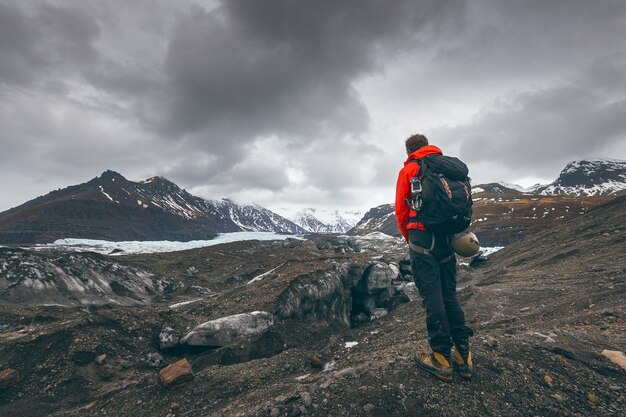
0, 197, 625, 416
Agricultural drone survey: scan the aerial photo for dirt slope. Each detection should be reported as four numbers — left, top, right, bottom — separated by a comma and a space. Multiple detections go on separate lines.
0, 199, 625, 417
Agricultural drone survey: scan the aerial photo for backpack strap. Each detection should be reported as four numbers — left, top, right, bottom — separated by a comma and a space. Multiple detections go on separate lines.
408, 233, 435, 256
409, 235, 456, 263
410, 158, 422, 178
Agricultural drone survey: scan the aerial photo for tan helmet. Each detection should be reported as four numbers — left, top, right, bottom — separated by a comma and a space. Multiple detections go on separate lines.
451, 232, 480, 257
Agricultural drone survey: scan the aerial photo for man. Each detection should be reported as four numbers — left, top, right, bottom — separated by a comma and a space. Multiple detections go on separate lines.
395, 133, 473, 382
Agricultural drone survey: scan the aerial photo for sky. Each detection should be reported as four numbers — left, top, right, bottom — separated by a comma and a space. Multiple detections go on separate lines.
1, 0, 625, 214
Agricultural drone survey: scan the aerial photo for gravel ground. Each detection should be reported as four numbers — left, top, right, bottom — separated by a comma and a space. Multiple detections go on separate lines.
1, 198, 624, 417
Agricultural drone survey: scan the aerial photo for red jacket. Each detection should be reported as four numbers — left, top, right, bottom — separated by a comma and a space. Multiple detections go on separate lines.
395, 145, 443, 241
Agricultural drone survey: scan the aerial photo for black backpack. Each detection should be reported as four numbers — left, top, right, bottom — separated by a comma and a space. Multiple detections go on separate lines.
409, 155, 473, 234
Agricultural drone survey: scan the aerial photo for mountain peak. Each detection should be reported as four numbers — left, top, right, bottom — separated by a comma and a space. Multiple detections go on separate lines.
86, 170, 128, 186
99, 170, 126, 180
137, 175, 177, 187
538, 158, 626, 196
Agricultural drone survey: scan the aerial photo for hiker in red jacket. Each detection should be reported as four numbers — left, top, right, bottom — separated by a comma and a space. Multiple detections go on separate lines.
395, 134, 473, 382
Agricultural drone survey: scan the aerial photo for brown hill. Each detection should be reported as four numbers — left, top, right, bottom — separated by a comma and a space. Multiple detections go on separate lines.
349, 195, 613, 247
471, 194, 613, 246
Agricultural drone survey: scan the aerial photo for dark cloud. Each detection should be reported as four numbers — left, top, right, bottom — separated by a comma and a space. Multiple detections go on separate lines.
160, 0, 464, 146
0, 2, 45, 85
1, 0, 625, 212
442, 53, 626, 179
0, 2, 98, 89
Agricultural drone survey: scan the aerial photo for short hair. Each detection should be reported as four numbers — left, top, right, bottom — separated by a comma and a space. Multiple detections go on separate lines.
405, 134, 429, 153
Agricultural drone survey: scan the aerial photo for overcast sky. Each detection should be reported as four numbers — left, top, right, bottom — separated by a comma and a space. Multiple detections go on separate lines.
1, 0, 625, 213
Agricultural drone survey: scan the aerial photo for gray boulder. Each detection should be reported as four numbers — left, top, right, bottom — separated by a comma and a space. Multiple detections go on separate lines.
181, 311, 275, 347
360, 262, 397, 295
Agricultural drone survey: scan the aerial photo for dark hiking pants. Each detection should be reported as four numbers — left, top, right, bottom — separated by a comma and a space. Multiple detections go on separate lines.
409, 229, 473, 355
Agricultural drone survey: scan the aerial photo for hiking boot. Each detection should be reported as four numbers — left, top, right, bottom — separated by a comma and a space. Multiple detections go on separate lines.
415, 352, 453, 382
453, 346, 473, 380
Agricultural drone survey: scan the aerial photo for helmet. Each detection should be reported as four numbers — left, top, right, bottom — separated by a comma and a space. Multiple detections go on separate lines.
450, 232, 480, 257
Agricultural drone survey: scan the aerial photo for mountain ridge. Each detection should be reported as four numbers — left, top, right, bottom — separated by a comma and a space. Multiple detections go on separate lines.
349, 158, 625, 245
0, 171, 303, 244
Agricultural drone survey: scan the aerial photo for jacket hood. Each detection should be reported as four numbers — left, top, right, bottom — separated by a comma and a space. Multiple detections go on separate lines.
404, 145, 443, 166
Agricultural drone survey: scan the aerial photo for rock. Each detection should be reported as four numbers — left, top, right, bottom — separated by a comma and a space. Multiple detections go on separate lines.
544, 375, 553, 386
334, 367, 357, 378
319, 379, 333, 389
159, 358, 194, 387
159, 326, 180, 349
545, 337, 556, 344
95, 354, 107, 365
273, 264, 354, 326
553, 355, 567, 365
588, 392, 597, 403
469, 254, 488, 267
310, 355, 322, 369
504, 393, 522, 406
0, 368, 20, 390
301, 392, 312, 407
352, 313, 369, 325
485, 336, 498, 347
181, 311, 274, 347
600, 350, 626, 371
370, 308, 388, 320
359, 262, 396, 295
400, 282, 420, 302
147, 352, 164, 365
363, 403, 376, 412
270, 408, 280, 417
551, 393, 564, 402
520, 307, 531, 312
298, 405, 307, 414
398, 259, 412, 276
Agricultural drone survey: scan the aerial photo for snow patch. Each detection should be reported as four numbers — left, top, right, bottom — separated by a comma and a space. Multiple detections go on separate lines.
247, 262, 287, 285
99, 186, 118, 203
169, 298, 203, 309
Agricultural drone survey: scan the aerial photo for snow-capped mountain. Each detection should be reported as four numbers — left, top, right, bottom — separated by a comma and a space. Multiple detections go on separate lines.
350, 158, 625, 245
211, 199, 305, 234
276, 207, 364, 233
472, 183, 524, 195
536, 159, 626, 196
0, 171, 303, 244
348, 204, 396, 236
496, 181, 528, 192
